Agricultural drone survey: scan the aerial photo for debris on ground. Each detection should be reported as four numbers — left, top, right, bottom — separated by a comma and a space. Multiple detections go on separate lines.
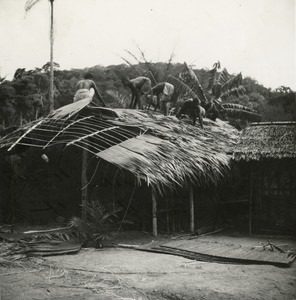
118, 238, 296, 267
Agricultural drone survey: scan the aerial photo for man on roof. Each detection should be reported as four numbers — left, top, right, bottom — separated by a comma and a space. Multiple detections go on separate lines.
176, 97, 205, 128
74, 72, 106, 107
149, 82, 175, 116
123, 76, 152, 110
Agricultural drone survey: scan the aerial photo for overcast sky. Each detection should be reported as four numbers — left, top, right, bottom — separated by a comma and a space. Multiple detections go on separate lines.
0, 0, 295, 90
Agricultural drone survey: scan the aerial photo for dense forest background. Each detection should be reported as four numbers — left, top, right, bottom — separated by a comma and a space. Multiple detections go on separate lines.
0, 61, 295, 131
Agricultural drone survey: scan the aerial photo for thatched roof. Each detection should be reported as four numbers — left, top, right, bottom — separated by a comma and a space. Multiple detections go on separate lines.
231, 122, 296, 161
0, 101, 239, 191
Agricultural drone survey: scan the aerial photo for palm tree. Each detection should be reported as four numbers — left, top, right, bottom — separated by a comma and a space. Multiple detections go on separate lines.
25, 0, 55, 112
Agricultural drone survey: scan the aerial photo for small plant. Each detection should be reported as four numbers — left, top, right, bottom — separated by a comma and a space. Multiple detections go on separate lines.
68, 201, 121, 246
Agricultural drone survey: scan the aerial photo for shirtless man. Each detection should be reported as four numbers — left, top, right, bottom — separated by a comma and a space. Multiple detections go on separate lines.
74, 72, 106, 107
149, 82, 175, 116
176, 97, 205, 128
124, 76, 152, 109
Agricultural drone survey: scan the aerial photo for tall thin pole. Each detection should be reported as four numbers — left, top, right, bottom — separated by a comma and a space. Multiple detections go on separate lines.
189, 183, 195, 233
152, 188, 157, 236
49, 0, 54, 112
249, 167, 253, 236
81, 149, 88, 220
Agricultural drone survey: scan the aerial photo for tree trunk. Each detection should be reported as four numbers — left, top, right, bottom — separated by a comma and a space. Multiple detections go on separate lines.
49, 0, 54, 112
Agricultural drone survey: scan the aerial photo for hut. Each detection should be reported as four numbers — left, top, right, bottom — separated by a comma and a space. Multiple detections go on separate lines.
0, 99, 239, 235
232, 121, 296, 235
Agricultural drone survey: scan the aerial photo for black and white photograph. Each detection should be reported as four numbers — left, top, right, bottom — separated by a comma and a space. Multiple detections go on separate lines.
0, 0, 295, 299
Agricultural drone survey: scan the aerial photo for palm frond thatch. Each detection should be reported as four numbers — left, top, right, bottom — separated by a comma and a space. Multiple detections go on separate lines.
0, 106, 239, 192
232, 122, 296, 160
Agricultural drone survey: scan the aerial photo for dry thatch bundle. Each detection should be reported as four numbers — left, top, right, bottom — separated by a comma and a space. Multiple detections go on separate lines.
231, 122, 296, 161
0, 102, 239, 192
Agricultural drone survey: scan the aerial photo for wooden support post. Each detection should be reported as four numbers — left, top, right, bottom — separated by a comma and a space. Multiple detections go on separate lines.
189, 183, 195, 233
81, 148, 88, 220
165, 197, 170, 233
249, 168, 253, 236
152, 189, 157, 236
171, 193, 175, 233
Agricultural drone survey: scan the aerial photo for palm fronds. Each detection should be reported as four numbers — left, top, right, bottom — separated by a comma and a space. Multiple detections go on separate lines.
207, 61, 220, 92
106, 90, 130, 108
69, 201, 121, 243
221, 73, 243, 94
25, 0, 41, 12
217, 68, 230, 86
222, 103, 262, 122
183, 62, 209, 104
166, 75, 197, 99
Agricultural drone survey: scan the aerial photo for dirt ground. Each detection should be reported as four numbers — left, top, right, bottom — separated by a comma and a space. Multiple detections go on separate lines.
1, 230, 296, 300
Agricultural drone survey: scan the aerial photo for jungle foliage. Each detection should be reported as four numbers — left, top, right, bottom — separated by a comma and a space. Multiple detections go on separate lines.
0, 59, 295, 131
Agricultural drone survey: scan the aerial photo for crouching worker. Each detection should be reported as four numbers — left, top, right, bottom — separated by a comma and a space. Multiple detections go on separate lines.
176, 97, 205, 128
149, 82, 175, 116
123, 76, 151, 109
74, 72, 106, 107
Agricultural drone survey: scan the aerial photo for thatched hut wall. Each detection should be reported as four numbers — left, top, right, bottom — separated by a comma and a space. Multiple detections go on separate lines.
232, 122, 296, 234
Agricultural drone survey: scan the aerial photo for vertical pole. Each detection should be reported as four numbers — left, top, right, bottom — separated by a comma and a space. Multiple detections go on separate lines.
10, 156, 15, 234
49, 0, 54, 112
166, 197, 170, 233
189, 183, 195, 233
152, 188, 157, 236
171, 192, 175, 233
81, 149, 88, 220
249, 167, 253, 236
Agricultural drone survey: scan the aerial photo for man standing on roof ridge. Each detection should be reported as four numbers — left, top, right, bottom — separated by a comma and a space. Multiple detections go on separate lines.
74, 72, 106, 107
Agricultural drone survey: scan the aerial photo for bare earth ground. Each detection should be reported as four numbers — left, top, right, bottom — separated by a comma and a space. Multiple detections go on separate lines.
1, 230, 296, 300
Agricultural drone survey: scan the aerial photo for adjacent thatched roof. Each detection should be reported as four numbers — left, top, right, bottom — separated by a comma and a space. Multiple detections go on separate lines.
231, 122, 296, 161
0, 101, 239, 191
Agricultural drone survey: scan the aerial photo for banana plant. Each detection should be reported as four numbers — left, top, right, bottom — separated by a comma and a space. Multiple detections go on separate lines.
170, 62, 262, 122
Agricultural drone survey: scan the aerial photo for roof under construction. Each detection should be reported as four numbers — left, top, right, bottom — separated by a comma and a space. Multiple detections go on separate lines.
0, 99, 239, 191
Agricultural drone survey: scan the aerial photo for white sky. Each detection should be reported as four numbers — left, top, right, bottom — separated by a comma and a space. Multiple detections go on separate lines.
0, 0, 295, 90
